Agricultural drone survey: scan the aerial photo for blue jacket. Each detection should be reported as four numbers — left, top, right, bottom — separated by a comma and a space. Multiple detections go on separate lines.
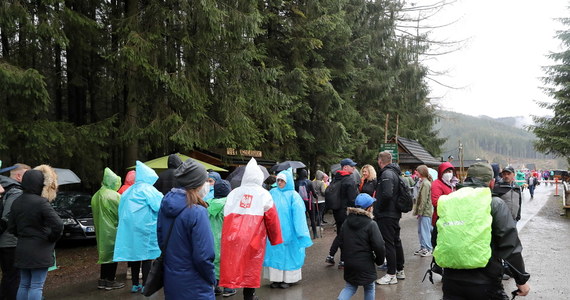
263, 169, 312, 271
114, 161, 163, 262
158, 188, 216, 300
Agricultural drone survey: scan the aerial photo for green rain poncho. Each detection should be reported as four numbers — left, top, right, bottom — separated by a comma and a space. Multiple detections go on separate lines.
91, 168, 122, 264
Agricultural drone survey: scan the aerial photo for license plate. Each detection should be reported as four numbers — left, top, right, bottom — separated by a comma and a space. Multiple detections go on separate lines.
85, 226, 95, 233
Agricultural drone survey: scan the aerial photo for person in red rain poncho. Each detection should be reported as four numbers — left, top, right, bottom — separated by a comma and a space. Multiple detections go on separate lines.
118, 171, 135, 195
219, 158, 282, 300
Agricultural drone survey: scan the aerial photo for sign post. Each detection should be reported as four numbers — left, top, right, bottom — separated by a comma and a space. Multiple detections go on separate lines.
380, 143, 399, 161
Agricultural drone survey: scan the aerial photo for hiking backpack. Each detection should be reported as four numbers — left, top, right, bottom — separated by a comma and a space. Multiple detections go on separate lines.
324, 178, 342, 210
394, 173, 414, 213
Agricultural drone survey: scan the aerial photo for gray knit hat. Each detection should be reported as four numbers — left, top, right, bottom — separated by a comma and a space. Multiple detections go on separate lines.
174, 158, 208, 189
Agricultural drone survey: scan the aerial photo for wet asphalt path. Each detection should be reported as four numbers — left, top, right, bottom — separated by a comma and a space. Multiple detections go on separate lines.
45, 184, 569, 299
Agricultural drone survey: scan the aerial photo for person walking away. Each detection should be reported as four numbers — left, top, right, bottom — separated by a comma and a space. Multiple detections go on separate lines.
359, 165, 377, 197
337, 193, 385, 300
526, 174, 538, 199
219, 158, 283, 300
433, 163, 531, 299
153, 154, 183, 195
117, 170, 135, 195
325, 158, 359, 269
0, 163, 30, 300
113, 161, 163, 293
158, 159, 216, 300
204, 171, 221, 202
412, 165, 433, 257
264, 169, 313, 289
8, 165, 63, 300
295, 169, 318, 239
312, 170, 327, 225
374, 151, 405, 285
91, 168, 125, 290
206, 179, 237, 297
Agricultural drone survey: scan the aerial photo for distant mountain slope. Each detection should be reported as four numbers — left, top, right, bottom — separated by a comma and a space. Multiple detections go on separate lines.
433, 111, 565, 169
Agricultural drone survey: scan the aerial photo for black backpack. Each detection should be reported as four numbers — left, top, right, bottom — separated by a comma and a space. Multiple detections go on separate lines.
325, 178, 342, 210
394, 172, 413, 213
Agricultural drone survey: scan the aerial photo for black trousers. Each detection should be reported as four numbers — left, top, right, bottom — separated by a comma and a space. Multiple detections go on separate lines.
376, 217, 404, 274
442, 277, 509, 300
130, 260, 151, 285
304, 201, 317, 238
329, 208, 347, 261
100, 262, 118, 281
0, 247, 18, 300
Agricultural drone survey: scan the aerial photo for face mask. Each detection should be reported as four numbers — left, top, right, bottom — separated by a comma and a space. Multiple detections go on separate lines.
198, 182, 210, 199
442, 172, 453, 183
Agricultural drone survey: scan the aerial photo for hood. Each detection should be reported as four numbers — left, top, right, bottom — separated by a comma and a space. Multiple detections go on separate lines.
124, 170, 136, 186
208, 171, 222, 182
381, 163, 402, 175
346, 207, 374, 229
33, 164, 58, 201
277, 169, 295, 191
21, 169, 45, 196
241, 158, 263, 187
315, 170, 324, 181
214, 179, 231, 198
101, 167, 121, 191
135, 160, 159, 185
437, 162, 455, 180
0, 175, 20, 189
161, 188, 188, 217
297, 168, 308, 180
168, 154, 183, 169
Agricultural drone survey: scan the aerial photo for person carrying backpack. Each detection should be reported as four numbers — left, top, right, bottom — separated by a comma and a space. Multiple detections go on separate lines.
433, 163, 530, 299
374, 151, 406, 285
295, 169, 318, 239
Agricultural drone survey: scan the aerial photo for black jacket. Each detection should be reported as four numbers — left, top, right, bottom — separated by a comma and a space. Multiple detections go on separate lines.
374, 163, 402, 220
0, 175, 23, 247
339, 207, 385, 285
154, 154, 183, 195
439, 180, 530, 286
360, 179, 377, 197
295, 169, 317, 203
7, 170, 63, 269
333, 171, 359, 209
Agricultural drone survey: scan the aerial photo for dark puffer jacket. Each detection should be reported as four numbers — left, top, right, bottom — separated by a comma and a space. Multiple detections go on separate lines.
154, 154, 183, 195
339, 207, 385, 285
7, 169, 63, 269
333, 171, 359, 209
374, 163, 402, 220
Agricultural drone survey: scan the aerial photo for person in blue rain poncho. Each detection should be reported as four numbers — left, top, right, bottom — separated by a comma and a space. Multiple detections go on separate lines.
113, 161, 163, 293
263, 168, 313, 289
204, 171, 221, 202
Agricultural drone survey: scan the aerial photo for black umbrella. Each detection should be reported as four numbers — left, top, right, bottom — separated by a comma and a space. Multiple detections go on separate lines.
226, 165, 270, 190
270, 161, 306, 173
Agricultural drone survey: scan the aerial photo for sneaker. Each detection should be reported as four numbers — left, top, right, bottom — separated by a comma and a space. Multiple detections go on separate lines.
222, 288, 237, 297
279, 282, 290, 289
270, 282, 281, 289
337, 261, 344, 269
413, 248, 424, 255
396, 270, 406, 280
377, 263, 387, 271
325, 255, 335, 265
130, 284, 143, 293
215, 286, 223, 295
376, 274, 397, 285
98, 279, 107, 289
420, 249, 432, 257
105, 281, 125, 291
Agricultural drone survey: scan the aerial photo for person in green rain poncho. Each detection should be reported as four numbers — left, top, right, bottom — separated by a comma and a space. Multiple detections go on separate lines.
206, 179, 237, 297
91, 168, 125, 290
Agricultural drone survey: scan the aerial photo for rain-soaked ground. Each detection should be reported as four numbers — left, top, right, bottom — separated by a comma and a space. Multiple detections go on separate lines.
43, 183, 570, 299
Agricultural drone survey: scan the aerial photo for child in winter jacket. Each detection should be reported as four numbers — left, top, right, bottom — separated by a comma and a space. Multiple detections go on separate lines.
337, 193, 385, 300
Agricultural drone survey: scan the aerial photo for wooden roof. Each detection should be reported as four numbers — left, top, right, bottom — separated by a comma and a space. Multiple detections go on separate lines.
394, 137, 441, 167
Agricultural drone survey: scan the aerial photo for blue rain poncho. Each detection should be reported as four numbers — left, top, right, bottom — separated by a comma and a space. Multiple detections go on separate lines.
113, 161, 163, 261
263, 169, 312, 271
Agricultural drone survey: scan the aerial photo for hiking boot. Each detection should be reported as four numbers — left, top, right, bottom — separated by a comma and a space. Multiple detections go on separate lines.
420, 249, 432, 257
279, 282, 290, 289
130, 284, 143, 293
222, 288, 237, 296
105, 281, 125, 290
337, 261, 344, 269
325, 255, 335, 266
215, 286, 223, 295
98, 279, 107, 289
270, 282, 281, 289
396, 270, 406, 280
376, 274, 397, 285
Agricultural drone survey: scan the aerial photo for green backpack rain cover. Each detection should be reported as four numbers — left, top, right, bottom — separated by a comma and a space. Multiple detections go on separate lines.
433, 187, 492, 269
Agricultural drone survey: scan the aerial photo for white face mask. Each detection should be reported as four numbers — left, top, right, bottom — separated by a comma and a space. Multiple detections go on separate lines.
442, 172, 453, 183
198, 182, 210, 199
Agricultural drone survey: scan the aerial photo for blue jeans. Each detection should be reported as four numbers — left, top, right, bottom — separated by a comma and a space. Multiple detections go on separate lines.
337, 282, 375, 300
17, 268, 48, 300
418, 216, 433, 251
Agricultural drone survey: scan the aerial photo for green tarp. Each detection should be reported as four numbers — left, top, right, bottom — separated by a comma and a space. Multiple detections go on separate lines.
127, 153, 227, 172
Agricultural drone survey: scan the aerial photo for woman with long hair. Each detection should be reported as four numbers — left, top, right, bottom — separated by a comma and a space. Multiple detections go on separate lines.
158, 159, 216, 300
359, 165, 377, 197
412, 165, 434, 257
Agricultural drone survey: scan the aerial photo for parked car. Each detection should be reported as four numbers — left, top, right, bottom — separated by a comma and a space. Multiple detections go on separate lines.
52, 191, 95, 240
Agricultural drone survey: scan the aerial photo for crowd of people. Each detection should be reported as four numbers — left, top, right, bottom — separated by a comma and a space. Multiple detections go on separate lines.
0, 153, 540, 299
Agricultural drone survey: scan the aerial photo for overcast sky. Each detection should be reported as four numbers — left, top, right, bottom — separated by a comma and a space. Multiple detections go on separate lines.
414, 0, 568, 119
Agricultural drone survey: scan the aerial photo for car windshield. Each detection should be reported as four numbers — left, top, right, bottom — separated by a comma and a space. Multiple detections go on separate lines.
53, 193, 92, 218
